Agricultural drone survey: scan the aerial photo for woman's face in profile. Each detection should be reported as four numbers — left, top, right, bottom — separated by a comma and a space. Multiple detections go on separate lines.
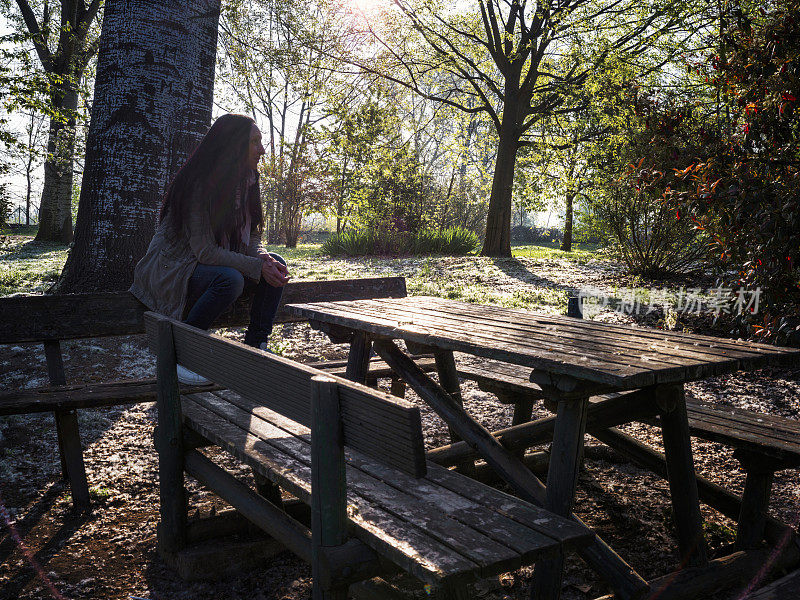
247, 124, 265, 171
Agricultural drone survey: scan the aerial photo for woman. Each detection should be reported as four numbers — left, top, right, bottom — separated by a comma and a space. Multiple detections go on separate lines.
130, 114, 289, 384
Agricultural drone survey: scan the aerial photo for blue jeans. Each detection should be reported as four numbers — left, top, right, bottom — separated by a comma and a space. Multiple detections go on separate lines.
184, 253, 286, 348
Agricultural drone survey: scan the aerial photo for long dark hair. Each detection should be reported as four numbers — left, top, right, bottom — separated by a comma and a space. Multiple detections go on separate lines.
160, 114, 264, 246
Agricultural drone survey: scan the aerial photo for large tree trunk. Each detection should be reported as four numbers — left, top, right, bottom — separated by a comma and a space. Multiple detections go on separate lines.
561, 190, 574, 252
481, 106, 520, 257
56, 0, 221, 293
35, 82, 79, 243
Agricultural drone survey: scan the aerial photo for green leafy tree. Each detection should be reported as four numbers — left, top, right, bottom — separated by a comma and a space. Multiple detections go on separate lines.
3, 0, 102, 243
349, 0, 685, 256
217, 0, 347, 245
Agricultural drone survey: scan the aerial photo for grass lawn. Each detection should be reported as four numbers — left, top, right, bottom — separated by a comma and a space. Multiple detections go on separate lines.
0, 229, 70, 296
2, 231, 612, 317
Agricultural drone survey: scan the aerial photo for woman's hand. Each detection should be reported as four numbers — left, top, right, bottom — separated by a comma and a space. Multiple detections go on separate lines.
259, 253, 290, 287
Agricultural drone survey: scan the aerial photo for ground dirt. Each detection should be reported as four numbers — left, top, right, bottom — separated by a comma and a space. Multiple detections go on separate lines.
1, 241, 799, 600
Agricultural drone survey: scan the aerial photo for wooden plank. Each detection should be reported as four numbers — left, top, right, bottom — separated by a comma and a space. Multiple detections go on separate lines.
184, 449, 314, 563
145, 312, 426, 478
208, 390, 580, 559
293, 301, 651, 388
44, 340, 91, 512
187, 392, 536, 577
345, 332, 372, 384
311, 376, 349, 599
659, 385, 708, 568
0, 379, 220, 415
354, 298, 721, 371
309, 355, 438, 379
155, 318, 187, 554
44, 340, 69, 480
531, 396, 590, 600
179, 396, 482, 585
412, 295, 793, 360
640, 549, 800, 600
747, 568, 800, 600
0, 277, 407, 343
369, 338, 648, 599
410, 296, 784, 365
310, 299, 691, 380
434, 350, 476, 476
302, 296, 768, 390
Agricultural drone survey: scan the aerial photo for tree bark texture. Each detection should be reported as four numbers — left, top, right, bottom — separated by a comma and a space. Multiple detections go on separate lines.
561, 190, 574, 252
57, 0, 221, 292
36, 83, 79, 243
481, 99, 521, 257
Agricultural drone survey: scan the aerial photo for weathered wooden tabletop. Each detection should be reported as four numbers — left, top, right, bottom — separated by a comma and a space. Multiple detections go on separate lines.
287, 296, 800, 390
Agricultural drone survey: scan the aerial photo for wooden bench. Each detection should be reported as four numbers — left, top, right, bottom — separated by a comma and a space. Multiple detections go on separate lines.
144, 312, 593, 597
0, 277, 409, 511
423, 356, 800, 551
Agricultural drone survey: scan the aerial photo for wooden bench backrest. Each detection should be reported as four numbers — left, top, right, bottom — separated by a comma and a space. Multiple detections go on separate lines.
0, 277, 407, 344
144, 311, 427, 478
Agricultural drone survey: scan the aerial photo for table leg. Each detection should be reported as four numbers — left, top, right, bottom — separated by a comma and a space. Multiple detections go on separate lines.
532, 396, 589, 600
371, 339, 649, 600
658, 384, 708, 568
344, 331, 372, 384
434, 350, 476, 476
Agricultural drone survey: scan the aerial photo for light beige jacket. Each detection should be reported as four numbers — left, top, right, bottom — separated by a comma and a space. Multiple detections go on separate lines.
130, 195, 263, 320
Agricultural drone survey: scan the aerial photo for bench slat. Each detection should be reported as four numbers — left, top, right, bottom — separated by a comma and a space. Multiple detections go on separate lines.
181, 394, 482, 584
145, 313, 426, 477
183, 390, 586, 582
0, 278, 406, 344
212, 389, 580, 556
310, 355, 438, 379
746, 568, 800, 600
0, 379, 218, 415
193, 394, 528, 569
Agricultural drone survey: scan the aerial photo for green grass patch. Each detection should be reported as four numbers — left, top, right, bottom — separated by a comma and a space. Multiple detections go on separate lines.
0, 235, 69, 296
322, 228, 479, 257
511, 241, 602, 261
0, 224, 39, 236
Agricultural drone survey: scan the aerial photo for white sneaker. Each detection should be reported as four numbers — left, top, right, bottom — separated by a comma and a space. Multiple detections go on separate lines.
176, 364, 210, 385
258, 342, 272, 354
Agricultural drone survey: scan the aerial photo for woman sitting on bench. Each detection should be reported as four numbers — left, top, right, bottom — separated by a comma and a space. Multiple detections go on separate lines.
131, 114, 290, 384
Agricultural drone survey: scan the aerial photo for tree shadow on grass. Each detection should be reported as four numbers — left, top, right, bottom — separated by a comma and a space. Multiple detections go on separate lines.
490, 257, 580, 295
1, 240, 68, 261
0, 506, 89, 600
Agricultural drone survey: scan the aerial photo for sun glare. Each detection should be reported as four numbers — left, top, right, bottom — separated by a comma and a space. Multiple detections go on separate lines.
348, 0, 385, 17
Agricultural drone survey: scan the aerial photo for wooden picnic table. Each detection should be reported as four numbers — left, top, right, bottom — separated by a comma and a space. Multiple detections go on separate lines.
286, 295, 800, 600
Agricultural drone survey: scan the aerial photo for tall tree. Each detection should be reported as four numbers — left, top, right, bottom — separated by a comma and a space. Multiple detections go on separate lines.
7, 0, 103, 243
56, 0, 221, 292
217, 0, 345, 246
351, 0, 685, 255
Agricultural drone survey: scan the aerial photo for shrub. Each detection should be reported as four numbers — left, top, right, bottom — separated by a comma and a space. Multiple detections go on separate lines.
322, 227, 479, 256
667, 1, 800, 320
510, 225, 563, 244
596, 169, 709, 278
